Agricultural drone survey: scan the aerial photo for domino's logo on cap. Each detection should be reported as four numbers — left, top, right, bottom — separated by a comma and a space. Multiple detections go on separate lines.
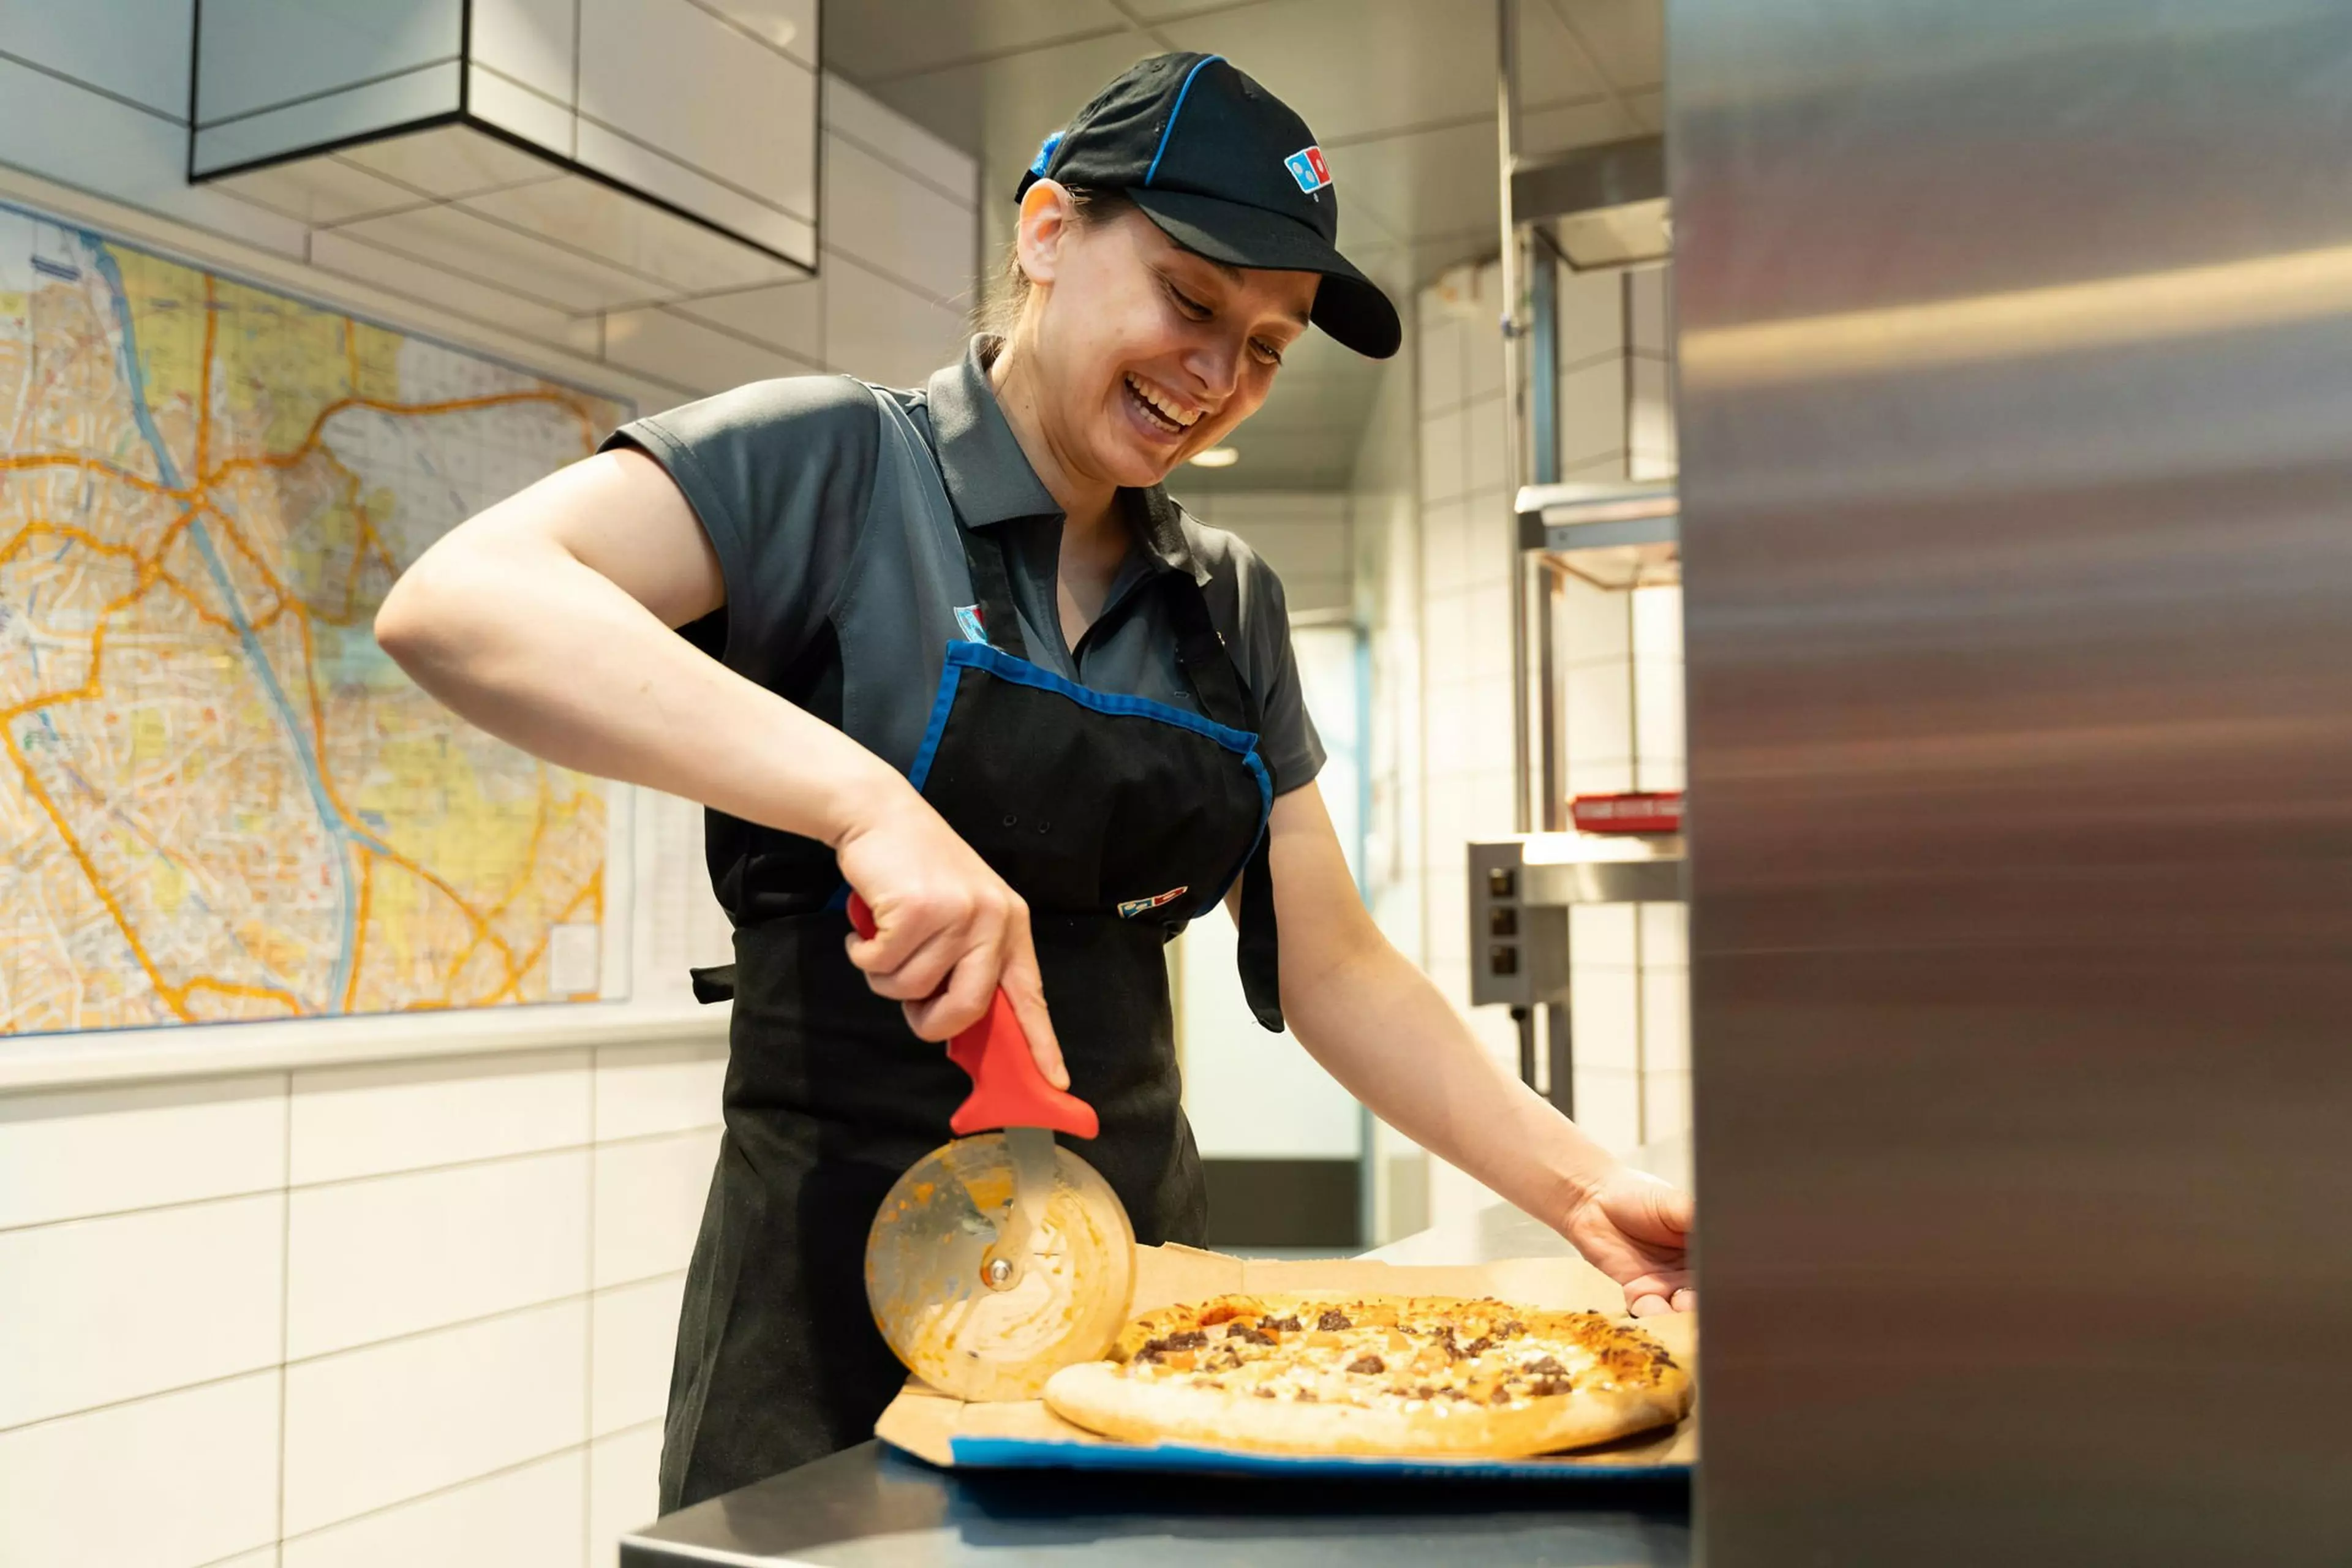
1284, 145, 1332, 195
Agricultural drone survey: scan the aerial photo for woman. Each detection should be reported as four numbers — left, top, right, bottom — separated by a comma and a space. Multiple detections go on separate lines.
376, 52, 1694, 1510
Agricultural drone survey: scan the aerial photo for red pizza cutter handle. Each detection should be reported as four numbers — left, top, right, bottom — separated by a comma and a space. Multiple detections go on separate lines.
846, 894, 1099, 1139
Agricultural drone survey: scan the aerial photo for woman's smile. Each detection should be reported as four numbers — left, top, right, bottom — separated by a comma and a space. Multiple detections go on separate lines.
1119, 370, 1205, 448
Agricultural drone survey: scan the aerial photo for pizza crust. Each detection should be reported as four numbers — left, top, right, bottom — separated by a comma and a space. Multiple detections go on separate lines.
1045, 1359, 1686, 1458
1046, 1292, 1692, 1460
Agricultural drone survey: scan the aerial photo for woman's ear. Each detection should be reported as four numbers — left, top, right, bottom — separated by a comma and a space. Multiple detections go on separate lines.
1014, 179, 1079, 290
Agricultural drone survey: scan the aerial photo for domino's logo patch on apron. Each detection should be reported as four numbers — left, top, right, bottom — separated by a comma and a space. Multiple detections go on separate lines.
1117, 885, 1189, 919
952, 604, 988, 644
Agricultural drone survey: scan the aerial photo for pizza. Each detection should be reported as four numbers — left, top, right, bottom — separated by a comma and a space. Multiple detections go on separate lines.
1041, 1292, 1691, 1458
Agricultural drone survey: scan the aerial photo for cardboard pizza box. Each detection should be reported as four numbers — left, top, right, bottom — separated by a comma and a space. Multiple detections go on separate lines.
872, 1243, 1697, 1481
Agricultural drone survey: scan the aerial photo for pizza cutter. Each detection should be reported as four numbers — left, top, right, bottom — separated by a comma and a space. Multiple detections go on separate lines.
851, 896, 1137, 1402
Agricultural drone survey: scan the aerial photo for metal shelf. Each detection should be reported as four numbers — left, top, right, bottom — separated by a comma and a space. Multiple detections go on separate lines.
1517, 480, 1679, 588
1517, 830, 1687, 905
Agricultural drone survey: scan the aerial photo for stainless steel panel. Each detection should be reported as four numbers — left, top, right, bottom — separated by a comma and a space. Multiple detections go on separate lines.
1675, 1, 2352, 1561
1467, 840, 1570, 1009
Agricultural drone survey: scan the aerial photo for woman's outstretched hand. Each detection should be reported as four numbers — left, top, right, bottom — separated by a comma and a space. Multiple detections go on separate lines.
834, 786, 1068, 1089
1562, 1166, 1695, 1317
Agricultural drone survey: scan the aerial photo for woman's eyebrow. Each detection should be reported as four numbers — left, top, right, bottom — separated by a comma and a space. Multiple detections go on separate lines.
1193, 256, 1313, 328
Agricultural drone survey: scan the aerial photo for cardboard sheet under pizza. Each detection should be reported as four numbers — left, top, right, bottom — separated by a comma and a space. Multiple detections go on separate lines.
873, 1243, 1698, 1481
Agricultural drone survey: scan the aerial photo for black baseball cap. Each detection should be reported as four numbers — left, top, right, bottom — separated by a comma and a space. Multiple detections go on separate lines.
1016, 53, 1402, 360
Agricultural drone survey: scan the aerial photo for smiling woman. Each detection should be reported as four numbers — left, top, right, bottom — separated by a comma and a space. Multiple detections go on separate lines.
372, 48, 1689, 1518
982, 181, 1319, 494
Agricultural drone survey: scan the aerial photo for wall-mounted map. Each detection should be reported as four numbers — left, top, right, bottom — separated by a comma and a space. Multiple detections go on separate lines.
1, 202, 631, 1038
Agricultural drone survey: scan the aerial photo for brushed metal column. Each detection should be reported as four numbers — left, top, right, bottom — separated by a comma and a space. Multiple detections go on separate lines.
1675, 1, 2352, 1561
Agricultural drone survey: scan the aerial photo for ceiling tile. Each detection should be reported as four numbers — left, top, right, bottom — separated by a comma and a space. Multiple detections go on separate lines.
1156, 0, 1495, 144
337, 125, 560, 201
1150, 0, 1603, 149
1517, 0, 1635, 115
1167, 437, 1354, 491
1537, 0, 1664, 91
1120, 0, 1276, 18
331, 203, 668, 314
1325, 120, 1502, 246
821, 0, 1134, 86
1333, 95, 1635, 252
211, 159, 428, 227
461, 176, 802, 298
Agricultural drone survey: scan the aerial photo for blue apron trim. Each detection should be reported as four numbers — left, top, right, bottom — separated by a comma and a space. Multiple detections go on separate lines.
962, 639, 1259, 752
901, 639, 1273, 919
910, 639, 1267, 789
1215, 749, 1276, 916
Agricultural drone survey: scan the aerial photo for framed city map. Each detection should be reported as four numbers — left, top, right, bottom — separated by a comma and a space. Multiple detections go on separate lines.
1, 200, 635, 1039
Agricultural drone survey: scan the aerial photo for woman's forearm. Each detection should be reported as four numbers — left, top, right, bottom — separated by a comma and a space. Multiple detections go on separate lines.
1286, 937, 1619, 1226
375, 483, 906, 847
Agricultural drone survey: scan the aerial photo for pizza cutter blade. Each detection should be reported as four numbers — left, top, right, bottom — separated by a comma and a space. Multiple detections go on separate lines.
849, 898, 1137, 1403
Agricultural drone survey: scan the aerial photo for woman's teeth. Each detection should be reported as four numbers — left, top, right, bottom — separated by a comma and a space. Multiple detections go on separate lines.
1125, 373, 1199, 434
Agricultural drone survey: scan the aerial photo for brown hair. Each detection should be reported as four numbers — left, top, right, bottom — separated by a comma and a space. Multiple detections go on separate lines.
976, 187, 1137, 339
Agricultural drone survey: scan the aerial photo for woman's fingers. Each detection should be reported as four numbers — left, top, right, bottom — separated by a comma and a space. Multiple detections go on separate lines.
902, 943, 1000, 1042
996, 927, 1069, 1090
853, 924, 963, 1003
834, 797, 1064, 1085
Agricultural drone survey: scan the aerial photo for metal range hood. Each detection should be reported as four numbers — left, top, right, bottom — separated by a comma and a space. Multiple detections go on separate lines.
189, 0, 819, 313
1512, 135, 1670, 270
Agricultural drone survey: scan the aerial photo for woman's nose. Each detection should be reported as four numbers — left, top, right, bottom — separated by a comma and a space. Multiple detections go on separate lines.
1185, 341, 1241, 402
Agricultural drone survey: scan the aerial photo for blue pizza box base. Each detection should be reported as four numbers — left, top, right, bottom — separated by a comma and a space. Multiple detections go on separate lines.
916, 1432, 1691, 1483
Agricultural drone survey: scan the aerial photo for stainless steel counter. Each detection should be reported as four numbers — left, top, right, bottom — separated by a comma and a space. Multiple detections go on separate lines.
617, 1440, 1687, 1567
619, 1150, 1695, 1567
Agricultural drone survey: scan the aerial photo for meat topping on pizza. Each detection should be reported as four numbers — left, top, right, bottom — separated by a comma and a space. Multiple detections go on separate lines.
1104, 1294, 1679, 1413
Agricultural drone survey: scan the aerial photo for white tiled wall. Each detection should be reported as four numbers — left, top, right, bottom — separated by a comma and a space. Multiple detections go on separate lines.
1365, 256, 1685, 1231
0, 11, 976, 1564
1547, 263, 1687, 1149
0, 1043, 723, 1568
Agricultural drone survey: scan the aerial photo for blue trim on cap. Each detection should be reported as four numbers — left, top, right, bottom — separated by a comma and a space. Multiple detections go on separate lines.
1144, 54, 1224, 187
1029, 129, 1063, 177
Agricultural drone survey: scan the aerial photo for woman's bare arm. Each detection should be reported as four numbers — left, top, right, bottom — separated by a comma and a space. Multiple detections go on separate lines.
378, 449, 886, 828
374, 449, 1068, 1074
1235, 783, 1694, 1311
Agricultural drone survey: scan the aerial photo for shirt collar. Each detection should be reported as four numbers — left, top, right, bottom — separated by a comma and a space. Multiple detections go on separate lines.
925, 336, 1210, 586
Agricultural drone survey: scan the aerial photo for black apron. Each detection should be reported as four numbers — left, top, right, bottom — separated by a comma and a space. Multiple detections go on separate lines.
657, 388, 1285, 1512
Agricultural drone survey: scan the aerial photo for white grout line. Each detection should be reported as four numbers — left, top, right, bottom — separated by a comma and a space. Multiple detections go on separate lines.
584, 1008, 603, 1565
0, 1273, 692, 1440
0, 1121, 724, 1235
274, 1069, 294, 1553
271, 1430, 641, 1551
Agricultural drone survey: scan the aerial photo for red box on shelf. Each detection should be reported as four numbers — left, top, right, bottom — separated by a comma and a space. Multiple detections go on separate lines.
1569, 790, 1684, 835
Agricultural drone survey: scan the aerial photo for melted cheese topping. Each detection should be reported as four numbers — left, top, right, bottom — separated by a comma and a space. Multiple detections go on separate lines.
1114, 1296, 1676, 1414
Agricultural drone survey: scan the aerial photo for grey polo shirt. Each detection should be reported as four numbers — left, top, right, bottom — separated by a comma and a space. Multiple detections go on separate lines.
604, 336, 1323, 921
